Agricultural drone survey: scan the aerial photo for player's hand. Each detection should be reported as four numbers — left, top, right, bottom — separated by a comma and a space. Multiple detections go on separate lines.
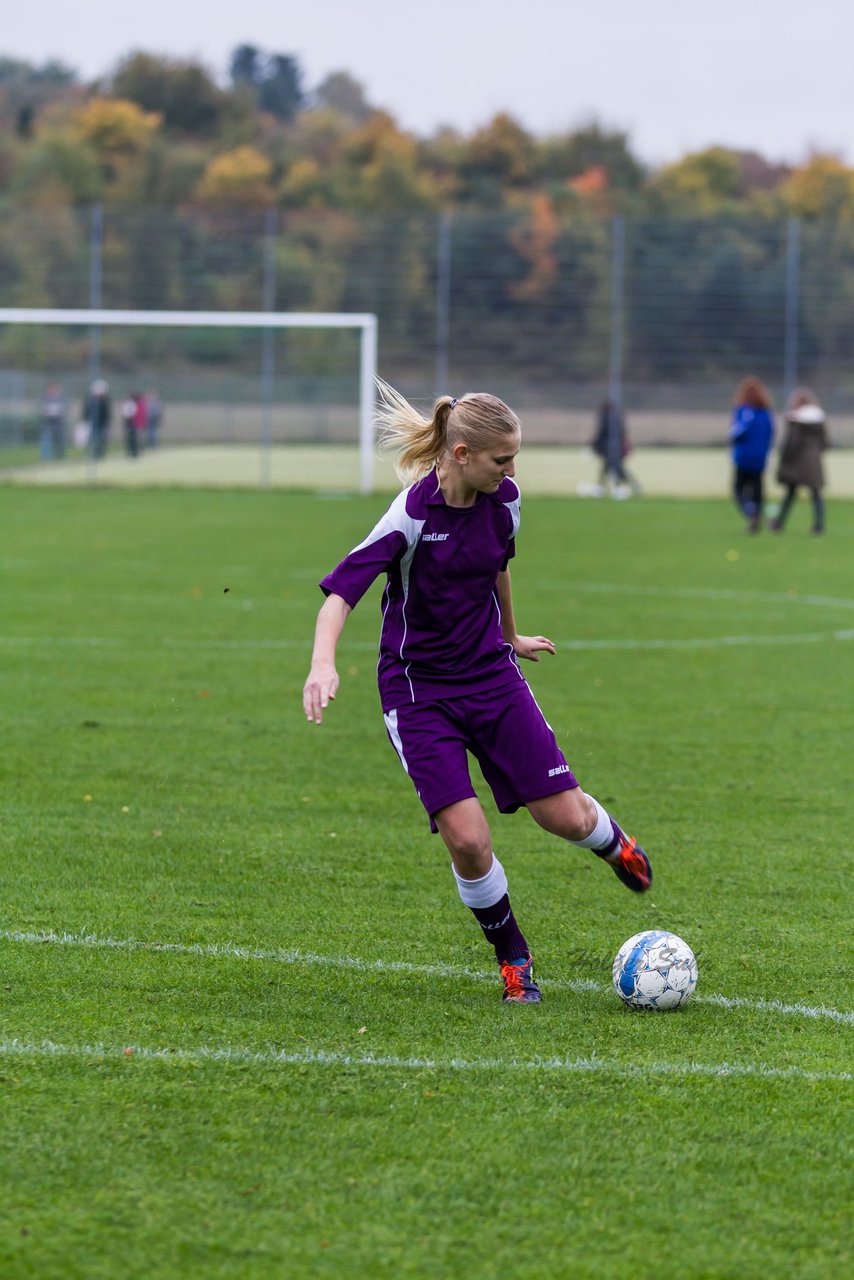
512, 634, 556, 662
303, 664, 339, 723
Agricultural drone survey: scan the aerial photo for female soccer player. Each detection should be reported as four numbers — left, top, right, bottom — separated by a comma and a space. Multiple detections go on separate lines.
303, 383, 651, 1003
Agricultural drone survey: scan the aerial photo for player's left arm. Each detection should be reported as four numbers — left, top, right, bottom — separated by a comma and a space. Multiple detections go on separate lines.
496, 568, 555, 662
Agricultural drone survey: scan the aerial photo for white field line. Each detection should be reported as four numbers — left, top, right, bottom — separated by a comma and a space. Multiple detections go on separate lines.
4, 577, 854, 614
2, 582, 854, 655
3, 928, 852, 1027
549, 581, 854, 612
2, 631, 854, 653
0, 1038, 849, 1084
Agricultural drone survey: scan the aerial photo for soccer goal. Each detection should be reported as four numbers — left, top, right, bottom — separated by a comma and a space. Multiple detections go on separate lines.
0, 307, 379, 493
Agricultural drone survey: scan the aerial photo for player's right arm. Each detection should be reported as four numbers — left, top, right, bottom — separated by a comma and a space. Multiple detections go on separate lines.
304, 489, 416, 723
303, 593, 352, 724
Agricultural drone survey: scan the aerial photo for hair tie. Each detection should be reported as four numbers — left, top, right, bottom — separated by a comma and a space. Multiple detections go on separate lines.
449, 397, 458, 409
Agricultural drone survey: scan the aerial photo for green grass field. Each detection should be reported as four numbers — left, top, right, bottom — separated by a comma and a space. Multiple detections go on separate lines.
1, 485, 851, 1279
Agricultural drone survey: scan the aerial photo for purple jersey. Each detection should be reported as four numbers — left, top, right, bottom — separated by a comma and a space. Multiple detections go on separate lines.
320, 469, 525, 712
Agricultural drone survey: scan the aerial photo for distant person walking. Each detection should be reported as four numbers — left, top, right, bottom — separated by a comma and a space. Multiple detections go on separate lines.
84, 379, 112, 459
121, 392, 143, 457
133, 391, 148, 451
770, 388, 828, 535
145, 389, 163, 449
39, 381, 67, 461
729, 377, 775, 533
590, 399, 639, 499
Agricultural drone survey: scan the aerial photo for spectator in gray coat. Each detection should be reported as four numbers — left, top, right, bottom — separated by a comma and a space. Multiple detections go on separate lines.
770, 388, 828, 535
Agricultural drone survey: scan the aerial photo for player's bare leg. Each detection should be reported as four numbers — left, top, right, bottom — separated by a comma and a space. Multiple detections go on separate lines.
527, 789, 652, 893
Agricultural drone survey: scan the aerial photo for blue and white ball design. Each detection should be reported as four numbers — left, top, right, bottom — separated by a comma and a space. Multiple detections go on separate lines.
612, 930, 698, 1010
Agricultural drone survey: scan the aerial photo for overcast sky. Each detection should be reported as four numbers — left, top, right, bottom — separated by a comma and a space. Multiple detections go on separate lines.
6, 0, 852, 166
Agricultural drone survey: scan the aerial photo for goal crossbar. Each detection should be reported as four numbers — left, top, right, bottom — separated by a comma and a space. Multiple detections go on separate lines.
0, 307, 379, 493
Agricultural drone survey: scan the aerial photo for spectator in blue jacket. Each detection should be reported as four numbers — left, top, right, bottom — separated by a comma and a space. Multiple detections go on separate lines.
729, 377, 775, 533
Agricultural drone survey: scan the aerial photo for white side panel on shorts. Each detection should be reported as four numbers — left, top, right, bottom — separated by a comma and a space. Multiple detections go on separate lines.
383, 707, 410, 775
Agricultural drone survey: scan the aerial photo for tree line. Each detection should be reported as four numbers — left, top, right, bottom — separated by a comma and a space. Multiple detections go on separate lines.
2, 46, 854, 217
2, 47, 854, 396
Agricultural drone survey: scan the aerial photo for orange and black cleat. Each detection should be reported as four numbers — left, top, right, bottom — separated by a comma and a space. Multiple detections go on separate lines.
603, 832, 653, 893
499, 952, 542, 1003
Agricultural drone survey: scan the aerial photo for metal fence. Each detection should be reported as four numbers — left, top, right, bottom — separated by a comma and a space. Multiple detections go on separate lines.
2, 205, 854, 447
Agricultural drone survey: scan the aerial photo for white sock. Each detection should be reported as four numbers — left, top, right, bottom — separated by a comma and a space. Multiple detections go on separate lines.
571, 796, 617, 852
452, 854, 508, 909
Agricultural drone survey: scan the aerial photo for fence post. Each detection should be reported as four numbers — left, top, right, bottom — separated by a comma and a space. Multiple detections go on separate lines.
435, 210, 452, 396
85, 204, 104, 482
608, 214, 625, 409
260, 208, 277, 487
783, 216, 801, 398
88, 204, 103, 387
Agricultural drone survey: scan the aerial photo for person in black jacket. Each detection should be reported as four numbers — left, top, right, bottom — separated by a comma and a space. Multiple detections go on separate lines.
83, 379, 112, 459
590, 400, 639, 499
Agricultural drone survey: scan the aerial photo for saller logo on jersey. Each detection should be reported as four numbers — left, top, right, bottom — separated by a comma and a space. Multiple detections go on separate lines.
421, 532, 450, 542
548, 764, 572, 777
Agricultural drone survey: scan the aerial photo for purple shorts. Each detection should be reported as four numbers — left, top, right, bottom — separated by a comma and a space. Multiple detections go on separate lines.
383, 681, 578, 832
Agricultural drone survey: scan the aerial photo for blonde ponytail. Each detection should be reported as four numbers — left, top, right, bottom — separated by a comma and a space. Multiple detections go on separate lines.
376, 378, 451, 484
376, 377, 521, 485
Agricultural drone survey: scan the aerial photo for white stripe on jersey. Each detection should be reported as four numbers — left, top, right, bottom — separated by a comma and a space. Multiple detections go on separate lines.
502, 486, 521, 539
351, 488, 425, 699
398, 529, 421, 700
383, 708, 410, 774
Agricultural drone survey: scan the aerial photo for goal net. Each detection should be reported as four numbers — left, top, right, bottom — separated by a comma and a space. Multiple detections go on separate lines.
0, 307, 379, 493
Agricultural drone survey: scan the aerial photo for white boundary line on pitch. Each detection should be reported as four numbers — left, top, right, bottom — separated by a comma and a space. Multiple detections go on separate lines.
555, 582, 854, 612
2, 631, 854, 653
0, 1038, 849, 1084
3, 928, 852, 1027
5, 579, 854, 614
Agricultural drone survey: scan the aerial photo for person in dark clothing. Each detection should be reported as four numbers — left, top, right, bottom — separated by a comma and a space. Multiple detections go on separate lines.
83, 379, 112, 459
145, 389, 163, 449
770, 388, 828, 535
590, 400, 639, 498
122, 392, 144, 458
729, 377, 775, 533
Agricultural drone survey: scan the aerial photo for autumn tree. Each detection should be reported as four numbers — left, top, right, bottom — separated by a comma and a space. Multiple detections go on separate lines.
647, 147, 744, 214
273, 108, 350, 206
536, 121, 645, 192
417, 127, 465, 205
111, 53, 231, 135
779, 155, 854, 219
194, 145, 273, 206
12, 124, 102, 204
73, 97, 162, 190
509, 194, 560, 300
459, 113, 535, 202
338, 112, 433, 210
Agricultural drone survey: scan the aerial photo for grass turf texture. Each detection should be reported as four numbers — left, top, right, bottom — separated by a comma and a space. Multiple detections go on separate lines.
1, 486, 851, 1279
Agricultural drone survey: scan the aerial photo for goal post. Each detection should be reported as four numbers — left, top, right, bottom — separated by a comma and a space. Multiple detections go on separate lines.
0, 307, 379, 493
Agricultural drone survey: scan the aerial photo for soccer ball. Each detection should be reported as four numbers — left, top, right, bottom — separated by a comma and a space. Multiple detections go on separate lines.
612, 930, 698, 1011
